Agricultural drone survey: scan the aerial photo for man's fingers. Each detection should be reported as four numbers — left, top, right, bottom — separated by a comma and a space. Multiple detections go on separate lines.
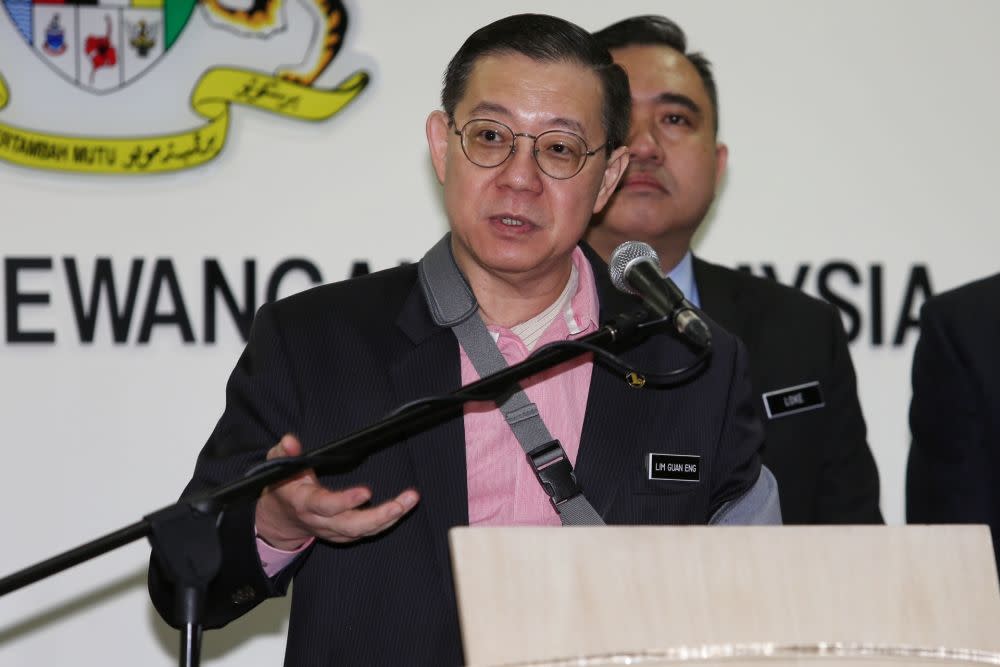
260, 439, 420, 545
394, 490, 420, 513
266, 434, 303, 460
262, 435, 317, 495
256, 436, 421, 548
304, 485, 372, 517
320, 490, 421, 542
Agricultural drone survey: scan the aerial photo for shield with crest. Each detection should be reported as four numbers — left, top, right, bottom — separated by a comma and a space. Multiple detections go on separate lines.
3, 0, 195, 93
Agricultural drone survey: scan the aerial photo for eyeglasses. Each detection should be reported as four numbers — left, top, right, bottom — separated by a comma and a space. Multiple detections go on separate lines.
453, 118, 605, 180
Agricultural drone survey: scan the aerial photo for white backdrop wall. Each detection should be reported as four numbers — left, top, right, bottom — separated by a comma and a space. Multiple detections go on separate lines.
1, 1, 997, 664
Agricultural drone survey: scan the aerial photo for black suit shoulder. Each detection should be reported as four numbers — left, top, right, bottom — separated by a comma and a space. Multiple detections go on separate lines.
911, 272, 1000, 423
924, 271, 1000, 311
693, 256, 882, 524
266, 263, 421, 335
694, 257, 843, 336
919, 272, 1000, 349
907, 272, 1000, 572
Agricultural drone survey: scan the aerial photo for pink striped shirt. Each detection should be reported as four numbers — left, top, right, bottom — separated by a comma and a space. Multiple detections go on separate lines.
463, 247, 597, 526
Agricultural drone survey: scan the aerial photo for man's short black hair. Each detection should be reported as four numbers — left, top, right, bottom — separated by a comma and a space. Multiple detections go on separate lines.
442, 14, 630, 155
594, 15, 720, 135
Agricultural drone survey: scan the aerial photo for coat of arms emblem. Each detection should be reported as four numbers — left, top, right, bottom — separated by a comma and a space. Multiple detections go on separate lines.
0, 0, 367, 173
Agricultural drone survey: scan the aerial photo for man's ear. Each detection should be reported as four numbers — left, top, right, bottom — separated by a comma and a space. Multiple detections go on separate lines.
426, 110, 451, 185
715, 142, 729, 186
593, 145, 629, 214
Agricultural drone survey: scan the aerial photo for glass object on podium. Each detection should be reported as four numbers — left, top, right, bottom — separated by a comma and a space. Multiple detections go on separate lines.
488, 642, 1000, 666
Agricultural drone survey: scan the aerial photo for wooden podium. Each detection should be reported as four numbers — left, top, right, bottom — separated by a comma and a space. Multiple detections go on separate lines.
449, 526, 1000, 666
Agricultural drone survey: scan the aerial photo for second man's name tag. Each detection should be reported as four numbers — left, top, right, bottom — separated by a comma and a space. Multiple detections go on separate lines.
762, 381, 824, 419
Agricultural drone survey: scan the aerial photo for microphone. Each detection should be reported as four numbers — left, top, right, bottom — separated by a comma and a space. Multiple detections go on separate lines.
608, 241, 712, 350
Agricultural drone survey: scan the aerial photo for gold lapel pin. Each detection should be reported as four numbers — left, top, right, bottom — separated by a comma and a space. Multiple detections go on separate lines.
625, 371, 646, 389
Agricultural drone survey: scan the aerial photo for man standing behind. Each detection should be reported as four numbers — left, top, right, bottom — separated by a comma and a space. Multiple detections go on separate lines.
587, 15, 882, 524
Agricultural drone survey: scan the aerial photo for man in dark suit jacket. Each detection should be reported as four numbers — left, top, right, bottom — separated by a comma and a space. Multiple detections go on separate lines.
907, 272, 1000, 572
149, 14, 774, 666
586, 15, 882, 524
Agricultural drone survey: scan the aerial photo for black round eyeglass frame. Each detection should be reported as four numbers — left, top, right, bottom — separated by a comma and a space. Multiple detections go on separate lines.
452, 118, 606, 180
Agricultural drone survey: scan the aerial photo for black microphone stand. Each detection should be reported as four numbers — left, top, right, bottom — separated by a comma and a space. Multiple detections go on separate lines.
0, 307, 656, 667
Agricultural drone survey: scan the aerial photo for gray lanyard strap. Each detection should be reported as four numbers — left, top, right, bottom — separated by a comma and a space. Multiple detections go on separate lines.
418, 234, 604, 526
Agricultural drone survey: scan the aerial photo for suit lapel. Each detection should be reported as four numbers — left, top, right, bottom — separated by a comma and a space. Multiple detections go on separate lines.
574, 243, 660, 514
389, 283, 468, 593
575, 354, 646, 515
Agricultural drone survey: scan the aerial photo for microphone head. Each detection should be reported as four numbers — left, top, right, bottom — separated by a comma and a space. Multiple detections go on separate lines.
608, 241, 660, 295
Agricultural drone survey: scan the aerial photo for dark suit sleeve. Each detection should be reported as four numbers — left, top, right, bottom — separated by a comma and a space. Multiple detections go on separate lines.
906, 302, 992, 525
813, 311, 883, 523
148, 301, 310, 629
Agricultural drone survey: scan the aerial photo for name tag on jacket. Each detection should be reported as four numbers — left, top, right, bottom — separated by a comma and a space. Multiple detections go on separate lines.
647, 453, 701, 482
762, 381, 824, 419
